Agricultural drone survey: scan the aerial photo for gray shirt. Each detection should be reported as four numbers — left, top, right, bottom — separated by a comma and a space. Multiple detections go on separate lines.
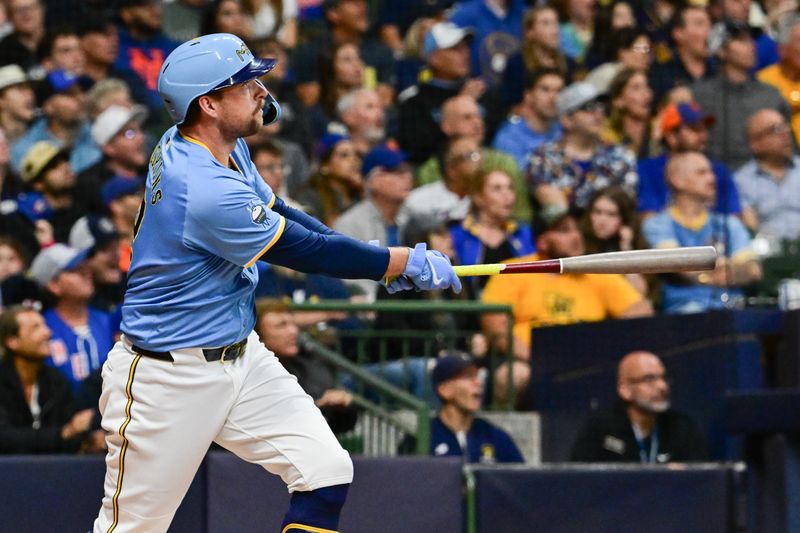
333, 199, 389, 301
734, 156, 800, 240
693, 76, 792, 171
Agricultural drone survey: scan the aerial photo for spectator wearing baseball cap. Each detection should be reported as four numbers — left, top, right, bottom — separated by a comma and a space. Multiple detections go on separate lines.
31, 242, 116, 391
296, 134, 363, 227
0, 64, 36, 142
693, 20, 791, 170
527, 81, 639, 212
637, 101, 743, 216
17, 140, 83, 244
10, 69, 101, 176
101, 175, 144, 272
69, 214, 125, 312
482, 204, 653, 405
74, 104, 148, 215
333, 144, 412, 301
399, 351, 525, 463
398, 21, 505, 165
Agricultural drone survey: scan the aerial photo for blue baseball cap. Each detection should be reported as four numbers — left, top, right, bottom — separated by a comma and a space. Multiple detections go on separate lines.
315, 132, 350, 160
432, 351, 477, 390
101, 176, 144, 209
661, 102, 715, 134
362, 145, 407, 176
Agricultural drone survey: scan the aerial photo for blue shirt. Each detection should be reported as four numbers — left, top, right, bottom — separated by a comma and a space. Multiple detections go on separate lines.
45, 308, 115, 392
642, 207, 755, 313
114, 29, 179, 110
734, 157, 800, 240
431, 416, 524, 463
10, 119, 101, 175
449, 0, 524, 84
638, 155, 741, 214
492, 115, 561, 169
121, 128, 286, 350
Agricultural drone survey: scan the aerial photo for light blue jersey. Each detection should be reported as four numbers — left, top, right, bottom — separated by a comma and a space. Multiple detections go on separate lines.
121, 127, 286, 350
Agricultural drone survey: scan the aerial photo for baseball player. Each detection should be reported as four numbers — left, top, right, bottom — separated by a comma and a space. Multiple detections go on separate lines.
92, 33, 462, 533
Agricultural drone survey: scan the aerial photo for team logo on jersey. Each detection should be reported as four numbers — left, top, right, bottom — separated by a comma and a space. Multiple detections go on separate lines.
251, 204, 267, 224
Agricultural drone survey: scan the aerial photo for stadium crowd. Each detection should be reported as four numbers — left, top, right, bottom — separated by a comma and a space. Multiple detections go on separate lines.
0, 0, 798, 459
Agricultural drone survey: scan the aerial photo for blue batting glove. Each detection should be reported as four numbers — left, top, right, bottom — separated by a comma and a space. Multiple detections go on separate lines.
390, 242, 462, 294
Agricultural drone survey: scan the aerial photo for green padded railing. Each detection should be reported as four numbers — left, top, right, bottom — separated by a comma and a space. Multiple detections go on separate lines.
288, 301, 515, 455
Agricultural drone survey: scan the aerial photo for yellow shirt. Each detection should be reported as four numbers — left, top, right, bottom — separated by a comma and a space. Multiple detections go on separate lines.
481, 253, 643, 346
757, 64, 800, 144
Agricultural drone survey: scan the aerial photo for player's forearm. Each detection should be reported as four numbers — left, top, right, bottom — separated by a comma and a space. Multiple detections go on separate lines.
271, 196, 338, 236
384, 247, 410, 278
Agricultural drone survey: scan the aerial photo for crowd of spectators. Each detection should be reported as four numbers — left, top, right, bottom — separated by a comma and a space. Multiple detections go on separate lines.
0, 0, 799, 458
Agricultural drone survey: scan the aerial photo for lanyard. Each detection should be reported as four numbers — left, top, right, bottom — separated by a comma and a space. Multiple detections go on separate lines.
632, 424, 659, 464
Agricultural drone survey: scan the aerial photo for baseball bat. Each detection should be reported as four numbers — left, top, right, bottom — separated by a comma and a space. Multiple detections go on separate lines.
452, 246, 717, 277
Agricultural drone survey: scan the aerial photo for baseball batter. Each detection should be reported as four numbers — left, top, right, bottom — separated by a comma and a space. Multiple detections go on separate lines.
92, 33, 461, 533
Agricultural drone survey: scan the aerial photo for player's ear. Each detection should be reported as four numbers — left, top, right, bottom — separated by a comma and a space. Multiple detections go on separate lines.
196, 94, 220, 119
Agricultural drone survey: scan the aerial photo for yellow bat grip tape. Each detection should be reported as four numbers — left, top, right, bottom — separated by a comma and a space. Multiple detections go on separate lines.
452, 264, 506, 277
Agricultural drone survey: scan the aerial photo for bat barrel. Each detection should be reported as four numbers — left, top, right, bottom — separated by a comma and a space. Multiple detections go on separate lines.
560, 246, 717, 274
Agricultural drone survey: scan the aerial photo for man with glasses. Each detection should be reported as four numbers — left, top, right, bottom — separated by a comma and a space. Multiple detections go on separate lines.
527, 81, 638, 213
571, 351, 707, 463
76, 104, 148, 215
91, 33, 461, 533
735, 109, 800, 240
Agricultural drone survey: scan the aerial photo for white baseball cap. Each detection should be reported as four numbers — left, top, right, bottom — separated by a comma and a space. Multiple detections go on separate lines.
91, 104, 148, 146
556, 82, 601, 116
423, 22, 474, 58
0, 64, 27, 92
30, 244, 90, 286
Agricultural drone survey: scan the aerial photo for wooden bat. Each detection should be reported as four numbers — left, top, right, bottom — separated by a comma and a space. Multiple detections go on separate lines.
452, 246, 718, 277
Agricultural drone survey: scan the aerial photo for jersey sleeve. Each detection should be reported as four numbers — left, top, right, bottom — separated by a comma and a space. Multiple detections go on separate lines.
184, 175, 285, 268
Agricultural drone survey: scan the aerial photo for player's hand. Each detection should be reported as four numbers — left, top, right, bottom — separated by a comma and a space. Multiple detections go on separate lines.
390, 242, 462, 294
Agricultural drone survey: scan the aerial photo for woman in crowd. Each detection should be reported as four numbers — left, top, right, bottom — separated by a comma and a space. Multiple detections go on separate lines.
585, 0, 636, 67
559, 0, 596, 62
200, 0, 253, 40
450, 169, 534, 298
603, 67, 655, 158
295, 133, 363, 227
502, 5, 567, 105
580, 186, 648, 295
319, 42, 366, 123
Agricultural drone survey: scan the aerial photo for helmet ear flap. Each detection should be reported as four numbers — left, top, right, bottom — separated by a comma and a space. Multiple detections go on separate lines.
263, 93, 281, 125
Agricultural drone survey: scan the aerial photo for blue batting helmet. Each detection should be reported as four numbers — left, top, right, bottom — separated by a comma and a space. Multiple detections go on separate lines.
157, 33, 280, 125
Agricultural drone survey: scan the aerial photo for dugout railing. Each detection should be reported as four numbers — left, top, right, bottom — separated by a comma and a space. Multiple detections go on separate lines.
286, 300, 515, 456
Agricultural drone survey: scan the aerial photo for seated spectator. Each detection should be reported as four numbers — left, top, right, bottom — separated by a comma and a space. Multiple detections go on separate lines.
648, 5, 715, 105
17, 141, 81, 244
448, 0, 525, 85
399, 352, 524, 463
559, 0, 595, 63
76, 104, 148, 215
250, 140, 302, 208
397, 22, 505, 164
11, 69, 100, 175
377, 0, 453, 55
403, 136, 481, 224
336, 88, 386, 158
244, 114, 311, 200
492, 68, 563, 170
481, 206, 653, 405
295, 133, 362, 226
291, 0, 394, 108
643, 151, 762, 313
419, 94, 530, 221
450, 169, 534, 298
100, 176, 144, 274
29, 244, 115, 391
713, 0, 779, 71
579, 186, 648, 295
501, 5, 568, 106
84, 79, 136, 122
0, 126, 22, 200
638, 101, 742, 216
603, 67, 656, 159
0, 64, 36, 143
200, 0, 253, 40
334, 145, 413, 301
317, 43, 366, 136
570, 350, 708, 463
757, 14, 800, 145
256, 301, 358, 435
36, 25, 84, 76
0, 236, 26, 284
584, 0, 636, 68
694, 20, 791, 170
68, 215, 125, 313
735, 109, 800, 240
527, 81, 638, 212
0, 0, 45, 71
0, 305, 97, 454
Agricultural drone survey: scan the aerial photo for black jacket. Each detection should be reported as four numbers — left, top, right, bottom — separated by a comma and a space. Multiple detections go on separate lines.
0, 356, 82, 454
570, 402, 708, 463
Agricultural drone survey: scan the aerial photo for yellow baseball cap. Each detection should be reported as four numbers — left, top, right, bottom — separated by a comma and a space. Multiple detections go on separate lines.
20, 141, 67, 183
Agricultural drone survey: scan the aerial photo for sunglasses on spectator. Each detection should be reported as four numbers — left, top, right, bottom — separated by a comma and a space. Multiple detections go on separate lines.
576, 100, 605, 113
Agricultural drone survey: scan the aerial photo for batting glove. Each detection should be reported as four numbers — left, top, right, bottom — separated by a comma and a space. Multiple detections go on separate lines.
387, 242, 462, 294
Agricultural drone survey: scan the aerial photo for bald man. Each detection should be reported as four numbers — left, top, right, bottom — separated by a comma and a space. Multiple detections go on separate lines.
642, 151, 761, 313
734, 109, 800, 240
570, 351, 707, 463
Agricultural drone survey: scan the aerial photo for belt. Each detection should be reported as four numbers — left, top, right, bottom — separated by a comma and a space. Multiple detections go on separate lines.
131, 339, 248, 363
